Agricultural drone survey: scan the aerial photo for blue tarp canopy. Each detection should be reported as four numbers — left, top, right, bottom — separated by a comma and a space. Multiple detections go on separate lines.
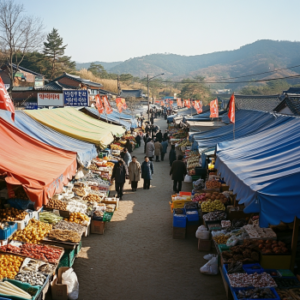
191, 110, 293, 151
215, 116, 300, 227
83, 107, 137, 129
0, 109, 97, 167
183, 110, 227, 122
167, 107, 197, 122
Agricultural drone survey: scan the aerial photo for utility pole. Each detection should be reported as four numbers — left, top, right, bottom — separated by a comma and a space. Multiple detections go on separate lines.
147, 74, 150, 121
117, 75, 121, 96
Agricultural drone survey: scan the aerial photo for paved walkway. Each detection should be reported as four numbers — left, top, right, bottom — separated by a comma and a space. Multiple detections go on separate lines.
74, 117, 226, 300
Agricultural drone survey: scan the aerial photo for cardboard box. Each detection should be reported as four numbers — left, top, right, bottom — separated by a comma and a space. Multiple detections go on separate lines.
91, 220, 105, 235
51, 267, 70, 300
221, 184, 229, 192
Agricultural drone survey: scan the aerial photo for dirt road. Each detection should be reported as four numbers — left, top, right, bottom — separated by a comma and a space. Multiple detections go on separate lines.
74, 117, 226, 300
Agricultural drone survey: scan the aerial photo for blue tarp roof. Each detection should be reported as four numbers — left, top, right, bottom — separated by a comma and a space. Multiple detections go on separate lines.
84, 107, 137, 130
191, 110, 293, 151
215, 116, 300, 227
183, 110, 227, 122
167, 107, 198, 122
0, 110, 97, 167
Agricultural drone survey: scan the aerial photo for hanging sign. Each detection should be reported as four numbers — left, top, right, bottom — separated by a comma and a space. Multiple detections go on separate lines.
228, 94, 235, 123
210, 99, 219, 118
184, 99, 191, 108
102, 96, 113, 114
95, 94, 104, 114
115, 98, 123, 113
194, 100, 203, 114
64, 90, 88, 106
177, 98, 182, 107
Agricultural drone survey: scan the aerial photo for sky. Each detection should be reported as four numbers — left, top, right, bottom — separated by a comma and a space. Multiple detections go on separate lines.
16, 0, 300, 63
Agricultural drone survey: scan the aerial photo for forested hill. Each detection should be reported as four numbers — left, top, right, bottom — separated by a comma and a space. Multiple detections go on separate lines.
76, 61, 122, 71
78, 40, 300, 82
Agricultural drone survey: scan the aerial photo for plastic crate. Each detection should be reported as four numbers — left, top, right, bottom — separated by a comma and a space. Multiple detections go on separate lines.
186, 210, 199, 222
58, 248, 76, 269
3, 279, 40, 300
173, 211, 186, 228
75, 241, 82, 256
233, 288, 280, 300
0, 222, 17, 240
184, 202, 198, 211
242, 263, 264, 274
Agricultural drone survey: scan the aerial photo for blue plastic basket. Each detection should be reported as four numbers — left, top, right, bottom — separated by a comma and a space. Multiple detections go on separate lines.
186, 210, 199, 222
243, 263, 264, 274
0, 222, 17, 240
233, 288, 280, 300
173, 210, 186, 228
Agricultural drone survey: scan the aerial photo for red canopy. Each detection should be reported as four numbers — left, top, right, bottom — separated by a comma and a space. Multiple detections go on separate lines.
0, 118, 77, 209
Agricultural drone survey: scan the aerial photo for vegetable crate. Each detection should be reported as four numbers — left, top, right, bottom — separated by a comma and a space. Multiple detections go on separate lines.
57, 248, 76, 269
1, 279, 40, 300
75, 241, 82, 256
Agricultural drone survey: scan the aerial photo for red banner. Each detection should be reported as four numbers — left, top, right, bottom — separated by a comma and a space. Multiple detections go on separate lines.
177, 98, 182, 107
210, 99, 219, 118
102, 96, 113, 114
169, 100, 173, 107
228, 93, 235, 123
194, 100, 203, 114
184, 99, 191, 108
120, 98, 127, 110
95, 94, 104, 114
0, 77, 14, 121
115, 97, 123, 113
161, 101, 164, 106
165, 99, 169, 103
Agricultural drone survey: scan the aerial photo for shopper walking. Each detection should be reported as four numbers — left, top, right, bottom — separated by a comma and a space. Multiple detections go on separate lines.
146, 138, 155, 161
170, 155, 187, 193
150, 115, 154, 125
163, 130, 169, 141
125, 139, 133, 153
135, 134, 141, 148
141, 156, 154, 189
161, 138, 168, 161
128, 156, 141, 191
144, 133, 151, 153
111, 160, 128, 200
154, 139, 162, 162
156, 130, 163, 143
121, 148, 132, 166
169, 144, 177, 166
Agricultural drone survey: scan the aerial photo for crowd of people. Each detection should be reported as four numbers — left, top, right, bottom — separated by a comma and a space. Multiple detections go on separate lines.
111, 108, 187, 200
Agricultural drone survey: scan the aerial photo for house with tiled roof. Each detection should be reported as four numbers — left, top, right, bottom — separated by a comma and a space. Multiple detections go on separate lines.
274, 94, 300, 115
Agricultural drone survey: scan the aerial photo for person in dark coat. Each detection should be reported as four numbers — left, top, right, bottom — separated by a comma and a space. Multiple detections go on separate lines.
156, 130, 163, 143
125, 140, 133, 153
169, 144, 176, 166
135, 134, 141, 148
141, 156, 154, 189
170, 155, 187, 193
161, 138, 168, 161
163, 130, 169, 141
150, 115, 154, 125
151, 125, 156, 138
144, 134, 150, 153
111, 160, 128, 200
145, 124, 150, 135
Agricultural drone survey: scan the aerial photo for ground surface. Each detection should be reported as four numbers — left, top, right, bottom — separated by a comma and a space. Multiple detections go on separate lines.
73, 117, 226, 300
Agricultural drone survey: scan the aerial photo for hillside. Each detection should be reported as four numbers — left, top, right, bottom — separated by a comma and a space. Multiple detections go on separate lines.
76, 61, 122, 71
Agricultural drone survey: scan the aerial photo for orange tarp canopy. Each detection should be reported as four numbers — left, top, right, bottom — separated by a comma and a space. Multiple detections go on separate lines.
0, 118, 77, 209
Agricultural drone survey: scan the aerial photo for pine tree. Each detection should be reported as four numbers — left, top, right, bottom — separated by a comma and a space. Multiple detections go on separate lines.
43, 28, 74, 79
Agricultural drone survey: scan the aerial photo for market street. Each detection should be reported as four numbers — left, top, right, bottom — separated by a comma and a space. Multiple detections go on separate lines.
73, 117, 226, 300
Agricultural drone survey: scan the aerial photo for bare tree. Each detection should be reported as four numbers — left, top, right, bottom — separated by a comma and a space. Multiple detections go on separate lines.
0, 0, 44, 98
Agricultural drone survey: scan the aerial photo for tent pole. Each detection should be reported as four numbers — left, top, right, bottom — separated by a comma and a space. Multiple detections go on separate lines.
233, 122, 235, 140
290, 217, 299, 271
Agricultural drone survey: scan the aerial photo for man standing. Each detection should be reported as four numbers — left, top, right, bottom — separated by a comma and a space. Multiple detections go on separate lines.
111, 160, 128, 200
146, 138, 155, 161
154, 139, 162, 162
170, 155, 187, 193
156, 130, 163, 143
161, 138, 168, 161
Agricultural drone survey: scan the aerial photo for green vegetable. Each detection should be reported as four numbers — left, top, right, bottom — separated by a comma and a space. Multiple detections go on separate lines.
39, 212, 63, 224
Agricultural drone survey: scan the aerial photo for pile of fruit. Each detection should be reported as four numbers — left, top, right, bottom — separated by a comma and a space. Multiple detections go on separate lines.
11, 219, 52, 244
193, 192, 228, 204
201, 200, 225, 212
46, 199, 67, 211
67, 212, 89, 225
257, 240, 288, 255
0, 254, 24, 279
0, 208, 28, 222
206, 179, 222, 189
214, 235, 230, 244
110, 144, 123, 150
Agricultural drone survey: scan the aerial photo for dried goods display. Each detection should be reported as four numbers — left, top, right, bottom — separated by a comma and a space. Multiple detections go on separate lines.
0, 280, 33, 299
15, 271, 46, 286
203, 211, 227, 221
53, 220, 86, 234
38, 263, 56, 275
214, 235, 230, 244
227, 261, 244, 274
67, 212, 89, 225
0, 244, 62, 264
83, 194, 101, 203
45, 199, 67, 211
66, 200, 87, 214
235, 288, 277, 299
275, 289, 294, 300
48, 229, 81, 243
72, 187, 88, 197
201, 200, 225, 212
221, 220, 231, 227
39, 212, 63, 224
106, 204, 115, 213
11, 219, 52, 244
244, 224, 277, 239
0, 222, 9, 230
257, 240, 289, 255
252, 272, 277, 288
206, 179, 222, 189
228, 273, 253, 288
0, 208, 27, 222
0, 254, 24, 279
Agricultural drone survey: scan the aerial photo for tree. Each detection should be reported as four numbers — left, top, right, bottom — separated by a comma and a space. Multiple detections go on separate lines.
43, 28, 75, 79
0, 0, 44, 97
88, 63, 108, 78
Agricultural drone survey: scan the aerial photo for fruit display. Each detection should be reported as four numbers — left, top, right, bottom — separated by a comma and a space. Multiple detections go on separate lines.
214, 235, 230, 244
194, 192, 228, 204
235, 288, 277, 299
201, 200, 225, 212
243, 224, 277, 239
110, 144, 123, 150
48, 229, 81, 243
83, 194, 102, 203
39, 212, 63, 224
0, 254, 24, 279
0, 208, 27, 222
72, 187, 88, 197
0, 243, 62, 264
256, 239, 289, 255
203, 211, 227, 221
45, 199, 67, 211
53, 220, 86, 234
206, 179, 222, 189
11, 219, 52, 244
67, 212, 89, 226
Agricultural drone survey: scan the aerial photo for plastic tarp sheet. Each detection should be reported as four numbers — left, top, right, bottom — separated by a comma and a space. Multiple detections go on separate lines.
84, 107, 137, 129
0, 109, 97, 167
0, 118, 77, 209
183, 110, 227, 122
191, 110, 293, 151
25, 107, 125, 148
215, 117, 300, 227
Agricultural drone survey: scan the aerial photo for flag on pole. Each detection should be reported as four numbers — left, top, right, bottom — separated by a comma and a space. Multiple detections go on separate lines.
169, 100, 173, 107
228, 93, 235, 123
115, 98, 123, 113
194, 100, 203, 114
177, 98, 182, 107
102, 96, 113, 114
210, 99, 219, 118
95, 94, 104, 114
0, 77, 15, 121
120, 98, 127, 110
184, 99, 191, 108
